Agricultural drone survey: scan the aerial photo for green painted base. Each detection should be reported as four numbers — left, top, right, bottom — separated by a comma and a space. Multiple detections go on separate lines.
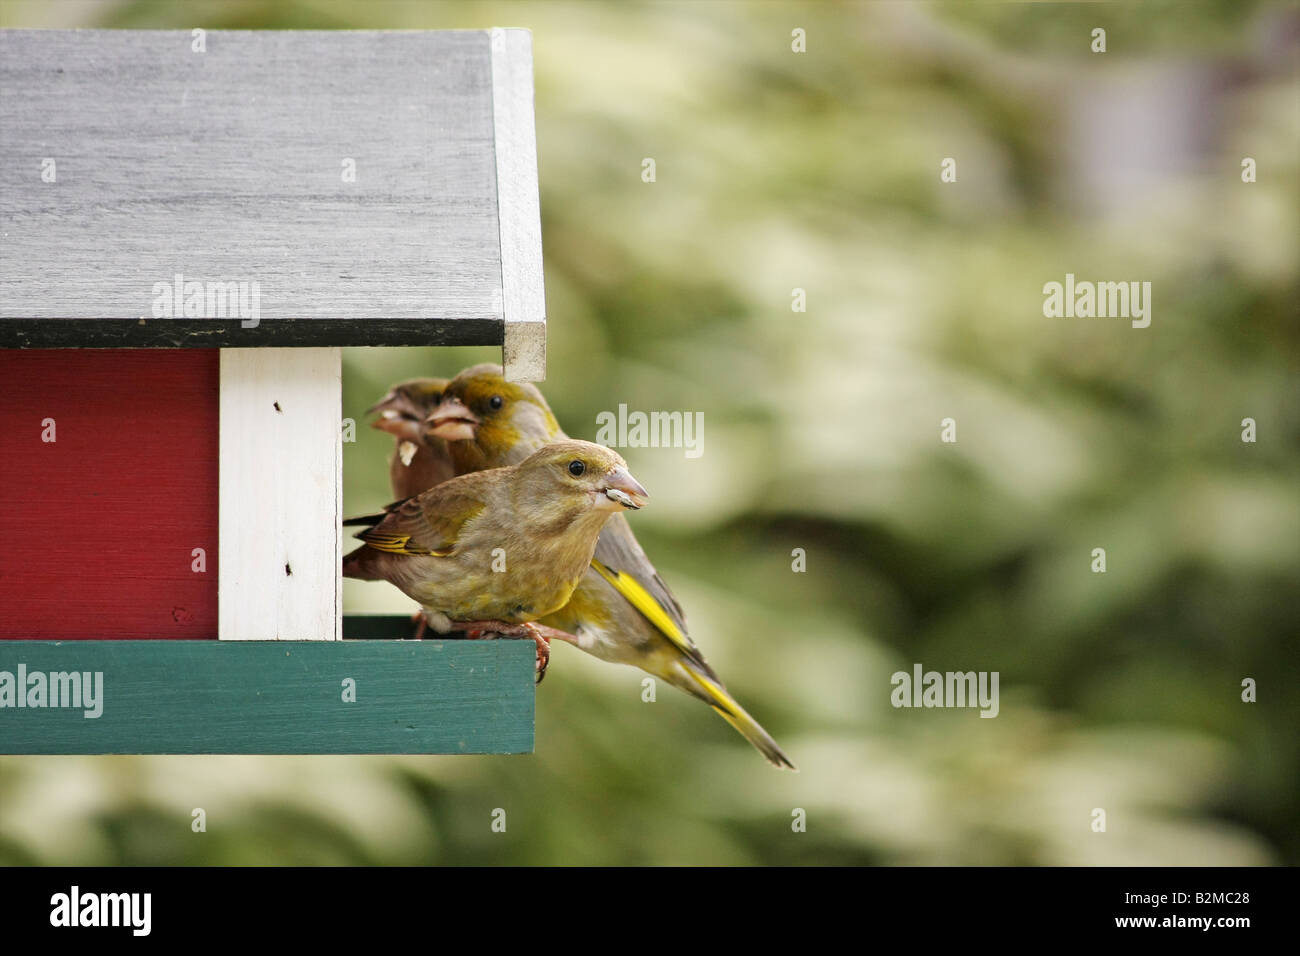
0, 624, 535, 755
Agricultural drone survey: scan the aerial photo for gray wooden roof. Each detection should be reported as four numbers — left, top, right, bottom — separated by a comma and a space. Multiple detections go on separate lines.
0, 29, 546, 380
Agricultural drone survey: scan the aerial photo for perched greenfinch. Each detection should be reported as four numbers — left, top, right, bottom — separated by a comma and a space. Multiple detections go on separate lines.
366, 378, 456, 500
343, 439, 647, 680
426, 364, 796, 770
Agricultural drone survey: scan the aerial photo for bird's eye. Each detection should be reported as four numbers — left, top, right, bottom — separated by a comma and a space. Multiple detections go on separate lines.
568, 460, 586, 477
489, 395, 504, 410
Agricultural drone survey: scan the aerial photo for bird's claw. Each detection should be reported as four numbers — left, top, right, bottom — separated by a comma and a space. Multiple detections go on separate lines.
454, 620, 551, 683
529, 624, 551, 684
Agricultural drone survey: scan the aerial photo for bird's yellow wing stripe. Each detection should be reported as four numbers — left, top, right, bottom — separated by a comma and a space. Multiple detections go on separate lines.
361, 533, 424, 555
358, 532, 452, 557
591, 559, 693, 656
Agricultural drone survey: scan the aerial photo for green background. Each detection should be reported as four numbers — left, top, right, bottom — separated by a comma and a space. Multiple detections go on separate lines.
1, 0, 1296, 865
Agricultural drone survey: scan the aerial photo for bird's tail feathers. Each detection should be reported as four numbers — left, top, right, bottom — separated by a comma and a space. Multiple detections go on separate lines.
342, 511, 388, 527
669, 658, 797, 771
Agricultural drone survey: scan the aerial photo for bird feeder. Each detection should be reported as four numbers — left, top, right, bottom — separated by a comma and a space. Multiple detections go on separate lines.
0, 29, 544, 754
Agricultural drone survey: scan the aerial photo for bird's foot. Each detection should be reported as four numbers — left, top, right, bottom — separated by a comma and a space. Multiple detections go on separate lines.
455, 620, 554, 683
528, 624, 581, 647
410, 609, 428, 641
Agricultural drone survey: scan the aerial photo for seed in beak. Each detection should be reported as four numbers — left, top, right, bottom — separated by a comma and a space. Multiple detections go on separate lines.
605, 488, 641, 510
602, 466, 649, 510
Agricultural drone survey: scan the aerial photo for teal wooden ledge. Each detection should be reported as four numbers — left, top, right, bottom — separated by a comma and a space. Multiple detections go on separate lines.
0, 629, 535, 755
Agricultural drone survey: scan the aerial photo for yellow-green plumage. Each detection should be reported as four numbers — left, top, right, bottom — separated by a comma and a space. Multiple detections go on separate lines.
426, 364, 796, 770
343, 439, 645, 635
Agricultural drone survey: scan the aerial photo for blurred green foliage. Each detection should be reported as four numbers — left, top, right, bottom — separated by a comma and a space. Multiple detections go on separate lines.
1, 1, 1296, 865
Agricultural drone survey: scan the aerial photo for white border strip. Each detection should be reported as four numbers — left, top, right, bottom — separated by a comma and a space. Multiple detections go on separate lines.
490, 27, 547, 383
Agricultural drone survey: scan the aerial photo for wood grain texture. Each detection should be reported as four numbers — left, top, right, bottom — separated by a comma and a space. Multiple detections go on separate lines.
219, 348, 341, 641
0, 639, 535, 754
0, 349, 218, 639
0, 29, 533, 354
490, 28, 548, 383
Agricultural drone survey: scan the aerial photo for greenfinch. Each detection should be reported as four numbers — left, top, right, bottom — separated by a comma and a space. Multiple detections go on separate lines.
366, 378, 456, 500
426, 364, 796, 770
343, 439, 647, 680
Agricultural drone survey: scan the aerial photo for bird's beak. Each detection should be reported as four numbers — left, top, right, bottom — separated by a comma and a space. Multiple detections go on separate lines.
367, 391, 422, 438
599, 466, 649, 511
365, 390, 399, 417
426, 397, 480, 442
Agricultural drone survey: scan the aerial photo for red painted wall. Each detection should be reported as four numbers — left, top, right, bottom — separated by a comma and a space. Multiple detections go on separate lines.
0, 350, 218, 639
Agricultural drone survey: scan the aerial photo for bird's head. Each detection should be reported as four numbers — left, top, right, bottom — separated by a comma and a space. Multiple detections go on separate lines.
367, 378, 449, 443
518, 439, 649, 514
424, 363, 560, 466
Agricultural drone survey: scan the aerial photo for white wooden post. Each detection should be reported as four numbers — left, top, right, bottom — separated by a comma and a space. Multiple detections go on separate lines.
219, 348, 342, 641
